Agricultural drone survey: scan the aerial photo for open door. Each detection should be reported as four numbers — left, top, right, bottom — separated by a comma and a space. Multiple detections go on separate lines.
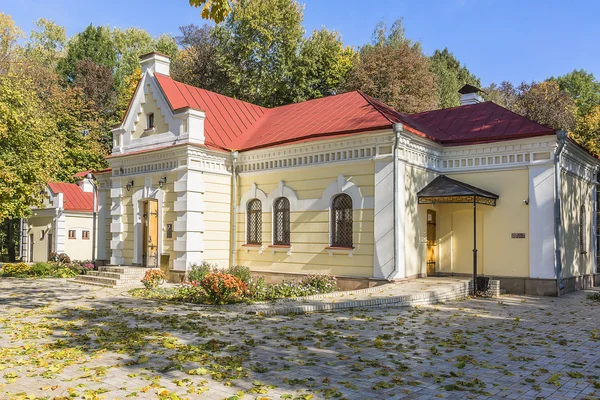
47, 233, 53, 261
426, 210, 437, 276
142, 200, 159, 268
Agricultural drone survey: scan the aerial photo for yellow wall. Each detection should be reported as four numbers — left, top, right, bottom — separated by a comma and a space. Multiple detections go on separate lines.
413, 169, 530, 278
561, 171, 595, 278
131, 85, 169, 139
203, 172, 231, 267
27, 216, 53, 262
64, 214, 94, 261
236, 162, 375, 277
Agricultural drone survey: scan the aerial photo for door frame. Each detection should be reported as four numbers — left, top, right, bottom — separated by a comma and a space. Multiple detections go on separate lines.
426, 209, 437, 276
132, 186, 165, 266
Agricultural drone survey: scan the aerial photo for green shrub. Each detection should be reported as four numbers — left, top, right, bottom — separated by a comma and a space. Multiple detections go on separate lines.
29, 262, 54, 277
200, 272, 248, 304
187, 261, 215, 283
588, 292, 600, 302
301, 274, 337, 292
53, 267, 79, 278
226, 265, 252, 284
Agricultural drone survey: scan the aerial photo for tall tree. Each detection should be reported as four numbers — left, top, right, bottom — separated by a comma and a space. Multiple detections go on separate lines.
291, 28, 357, 102
550, 69, 600, 116
73, 58, 116, 113
0, 71, 62, 222
58, 24, 116, 82
170, 24, 226, 92
344, 20, 438, 114
0, 13, 23, 74
430, 48, 481, 108
214, 0, 305, 107
24, 18, 66, 68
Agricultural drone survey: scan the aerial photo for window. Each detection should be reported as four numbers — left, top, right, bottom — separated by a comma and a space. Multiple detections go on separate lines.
82, 230, 90, 240
147, 112, 154, 129
68, 230, 76, 239
247, 199, 262, 245
331, 194, 353, 248
580, 205, 587, 254
273, 197, 290, 245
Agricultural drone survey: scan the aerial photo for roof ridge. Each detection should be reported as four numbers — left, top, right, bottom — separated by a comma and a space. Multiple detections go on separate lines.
356, 90, 397, 124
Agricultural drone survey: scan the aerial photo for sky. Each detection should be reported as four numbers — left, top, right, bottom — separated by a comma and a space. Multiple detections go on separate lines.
3, 0, 599, 86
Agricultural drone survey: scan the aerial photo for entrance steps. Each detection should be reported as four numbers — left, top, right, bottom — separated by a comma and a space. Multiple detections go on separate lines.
71, 266, 153, 288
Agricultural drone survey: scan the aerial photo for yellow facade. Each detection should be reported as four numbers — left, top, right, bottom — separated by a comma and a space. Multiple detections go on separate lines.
235, 161, 375, 277
131, 86, 169, 140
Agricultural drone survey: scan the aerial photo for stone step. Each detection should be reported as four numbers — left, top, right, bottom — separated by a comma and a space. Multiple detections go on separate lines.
71, 279, 143, 288
98, 266, 152, 274
72, 265, 157, 288
87, 271, 146, 279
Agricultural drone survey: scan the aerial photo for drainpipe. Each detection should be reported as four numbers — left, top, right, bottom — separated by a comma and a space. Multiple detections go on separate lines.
554, 130, 567, 296
230, 151, 239, 268
387, 123, 403, 280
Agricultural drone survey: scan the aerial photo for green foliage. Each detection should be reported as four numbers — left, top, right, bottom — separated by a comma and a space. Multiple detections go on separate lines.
588, 292, 600, 302
187, 261, 216, 283
0, 71, 62, 221
344, 19, 438, 114
24, 18, 66, 68
551, 69, 600, 116
0, 13, 24, 73
226, 265, 252, 284
0, 261, 80, 278
58, 24, 116, 82
214, 0, 305, 107
430, 48, 481, 108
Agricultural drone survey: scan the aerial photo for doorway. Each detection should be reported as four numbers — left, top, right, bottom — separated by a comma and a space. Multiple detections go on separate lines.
47, 233, 53, 261
426, 210, 437, 276
142, 200, 159, 268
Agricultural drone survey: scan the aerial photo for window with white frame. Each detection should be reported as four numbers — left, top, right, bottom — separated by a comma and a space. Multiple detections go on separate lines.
273, 197, 290, 245
247, 199, 262, 245
580, 205, 587, 254
330, 194, 353, 248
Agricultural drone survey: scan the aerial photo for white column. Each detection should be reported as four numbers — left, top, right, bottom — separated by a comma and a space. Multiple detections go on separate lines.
20, 219, 28, 262
173, 169, 206, 271
109, 181, 124, 265
54, 193, 66, 254
97, 189, 108, 261
373, 157, 406, 279
529, 164, 555, 278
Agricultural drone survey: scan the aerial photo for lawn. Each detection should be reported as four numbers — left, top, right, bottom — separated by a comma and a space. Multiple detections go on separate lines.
0, 278, 599, 400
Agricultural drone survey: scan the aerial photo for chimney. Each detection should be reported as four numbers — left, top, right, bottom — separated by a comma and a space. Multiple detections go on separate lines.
140, 52, 171, 76
459, 84, 484, 106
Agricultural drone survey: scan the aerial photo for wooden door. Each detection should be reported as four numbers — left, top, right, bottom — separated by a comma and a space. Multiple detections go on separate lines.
426, 210, 437, 276
142, 200, 159, 268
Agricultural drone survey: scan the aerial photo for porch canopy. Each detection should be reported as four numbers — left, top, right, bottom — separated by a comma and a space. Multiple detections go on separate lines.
417, 175, 499, 294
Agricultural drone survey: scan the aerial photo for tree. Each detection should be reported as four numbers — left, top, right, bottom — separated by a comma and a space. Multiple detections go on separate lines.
0, 13, 23, 74
73, 58, 116, 113
189, 0, 234, 23
24, 18, 66, 68
290, 28, 357, 102
170, 24, 226, 92
58, 24, 116, 82
344, 20, 438, 114
0, 72, 62, 222
430, 48, 481, 108
572, 105, 600, 154
214, 0, 305, 107
550, 69, 600, 116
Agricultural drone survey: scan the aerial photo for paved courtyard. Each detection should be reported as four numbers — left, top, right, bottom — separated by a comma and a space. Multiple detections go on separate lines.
0, 278, 599, 400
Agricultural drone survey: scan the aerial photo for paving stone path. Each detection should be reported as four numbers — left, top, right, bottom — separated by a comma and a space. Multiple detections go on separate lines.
1, 278, 599, 400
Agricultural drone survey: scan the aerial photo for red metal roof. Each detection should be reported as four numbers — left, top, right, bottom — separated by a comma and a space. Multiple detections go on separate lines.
48, 182, 94, 212
151, 74, 555, 151
407, 101, 555, 145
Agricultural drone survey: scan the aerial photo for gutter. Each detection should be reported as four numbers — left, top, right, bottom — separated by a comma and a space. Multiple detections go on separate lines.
387, 123, 403, 280
554, 130, 568, 295
230, 151, 239, 268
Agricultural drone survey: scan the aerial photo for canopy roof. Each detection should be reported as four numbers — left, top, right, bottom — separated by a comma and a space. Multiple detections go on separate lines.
417, 175, 499, 206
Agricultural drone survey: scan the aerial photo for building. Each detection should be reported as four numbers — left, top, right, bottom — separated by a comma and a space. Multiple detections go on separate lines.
21, 177, 95, 263
91, 52, 599, 295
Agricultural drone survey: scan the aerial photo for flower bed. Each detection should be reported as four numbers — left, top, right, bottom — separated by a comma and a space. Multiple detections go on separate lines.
129, 263, 338, 305
0, 253, 94, 279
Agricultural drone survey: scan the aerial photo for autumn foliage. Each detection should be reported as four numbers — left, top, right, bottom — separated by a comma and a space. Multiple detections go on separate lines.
200, 272, 248, 304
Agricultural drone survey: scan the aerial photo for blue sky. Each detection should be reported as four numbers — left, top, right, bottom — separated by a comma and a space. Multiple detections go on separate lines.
4, 0, 598, 86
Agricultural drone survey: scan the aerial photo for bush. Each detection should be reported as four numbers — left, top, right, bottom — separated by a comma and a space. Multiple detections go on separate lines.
70, 260, 95, 275
301, 274, 337, 292
1, 262, 31, 276
187, 262, 215, 283
200, 272, 248, 304
49, 252, 71, 264
141, 269, 166, 289
226, 265, 252, 284
29, 262, 54, 277
588, 292, 600, 302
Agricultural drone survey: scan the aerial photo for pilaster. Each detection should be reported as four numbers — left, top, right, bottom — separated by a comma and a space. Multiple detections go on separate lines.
110, 181, 124, 265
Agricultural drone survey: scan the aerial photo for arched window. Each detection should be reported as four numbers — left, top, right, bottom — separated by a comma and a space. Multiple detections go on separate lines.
247, 199, 262, 245
580, 205, 587, 254
273, 197, 290, 245
331, 194, 353, 247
